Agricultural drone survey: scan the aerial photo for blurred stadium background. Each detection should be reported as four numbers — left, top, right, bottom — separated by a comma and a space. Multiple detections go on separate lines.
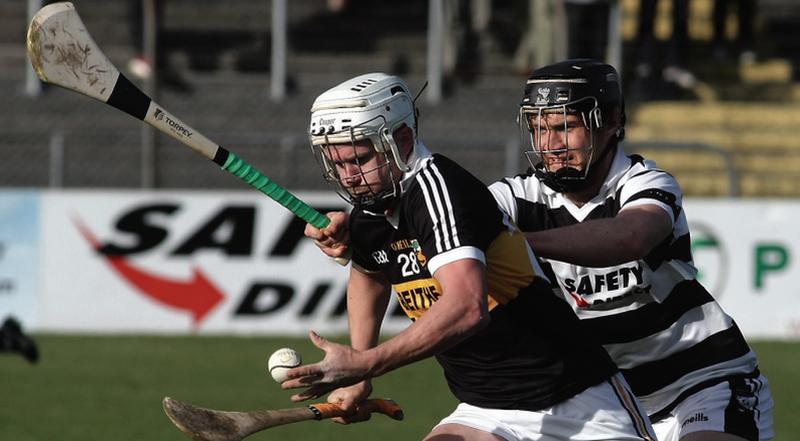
4, 0, 800, 193
1, 0, 799, 440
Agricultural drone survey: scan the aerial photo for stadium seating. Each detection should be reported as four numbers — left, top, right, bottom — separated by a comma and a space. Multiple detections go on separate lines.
1, 0, 799, 197
619, 0, 800, 197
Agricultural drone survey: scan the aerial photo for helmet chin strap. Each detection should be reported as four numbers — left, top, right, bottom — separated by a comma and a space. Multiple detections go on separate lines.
533, 166, 582, 193
535, 140, 618, 193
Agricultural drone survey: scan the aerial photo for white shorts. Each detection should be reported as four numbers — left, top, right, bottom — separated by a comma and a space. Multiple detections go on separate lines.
651, 373, 774, 441
435, 373, 656, 441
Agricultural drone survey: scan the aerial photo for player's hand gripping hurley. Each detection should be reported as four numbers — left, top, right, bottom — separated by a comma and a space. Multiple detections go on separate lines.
26, 2, 341, 244
163, 396, 403, 441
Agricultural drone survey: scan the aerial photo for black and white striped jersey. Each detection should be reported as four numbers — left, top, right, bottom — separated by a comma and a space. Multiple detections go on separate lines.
488, 148, 758, 418
349, 146, 617, 411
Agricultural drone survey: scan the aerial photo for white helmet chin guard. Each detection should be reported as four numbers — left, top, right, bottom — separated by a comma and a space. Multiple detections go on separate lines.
309, 73, 418, 206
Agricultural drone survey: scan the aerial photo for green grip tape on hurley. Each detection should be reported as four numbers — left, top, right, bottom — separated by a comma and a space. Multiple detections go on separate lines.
222, 152, 330, 228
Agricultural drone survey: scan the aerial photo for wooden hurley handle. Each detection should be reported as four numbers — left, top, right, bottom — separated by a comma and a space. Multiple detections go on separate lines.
162, 396, 404, 441
309, 399, 404, 421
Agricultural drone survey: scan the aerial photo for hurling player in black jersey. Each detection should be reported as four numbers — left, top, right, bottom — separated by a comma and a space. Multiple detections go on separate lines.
301, 62, 774, 441
287, 73, 656, 441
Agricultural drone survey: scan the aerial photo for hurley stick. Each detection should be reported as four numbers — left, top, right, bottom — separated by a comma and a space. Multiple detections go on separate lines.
26, 2, 334, 231
163, 396, 403, 441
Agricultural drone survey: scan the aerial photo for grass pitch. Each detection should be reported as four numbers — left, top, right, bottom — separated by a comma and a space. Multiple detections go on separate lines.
0, 336, 795, 441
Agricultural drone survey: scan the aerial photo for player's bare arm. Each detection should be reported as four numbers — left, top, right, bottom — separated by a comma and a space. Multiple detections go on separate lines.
284, 267, 389, 403
329, 266, 391, 421
284, 259, 489, 400
525, 204, 673, 267
367, 258, 490, 374
346, 267, 392, 354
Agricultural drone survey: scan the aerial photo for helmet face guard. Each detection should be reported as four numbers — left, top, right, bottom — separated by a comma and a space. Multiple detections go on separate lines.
308, 73, 418, 207
519, 95, 602, 192
311, 115, 403, 207
518, 59, 624, 193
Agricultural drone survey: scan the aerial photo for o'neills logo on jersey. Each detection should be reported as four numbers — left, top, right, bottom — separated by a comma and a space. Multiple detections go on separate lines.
681, 412, 709, 428
391, 238, 427, 267
390, 239, 414, 251
563, 264, 650, 307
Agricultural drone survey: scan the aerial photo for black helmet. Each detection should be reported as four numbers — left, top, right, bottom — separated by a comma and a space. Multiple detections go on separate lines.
521, 58, 625, 130
519, 59, 626, 192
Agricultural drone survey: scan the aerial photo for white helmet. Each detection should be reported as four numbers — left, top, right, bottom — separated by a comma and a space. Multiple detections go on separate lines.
309, 73, 418, 206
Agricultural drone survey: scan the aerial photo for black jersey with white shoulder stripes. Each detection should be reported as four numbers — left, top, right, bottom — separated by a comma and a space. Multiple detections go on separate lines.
489, 148, 758, 418
349, 150, 617, 411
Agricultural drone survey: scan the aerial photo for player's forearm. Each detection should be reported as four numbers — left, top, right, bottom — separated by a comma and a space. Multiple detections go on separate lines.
363, 260, 489, 377
347, 292, 390, 352
526, 209, 670, 266
526, 219, 642, 266
347, 268, 391, 351
367, 299, 486, 377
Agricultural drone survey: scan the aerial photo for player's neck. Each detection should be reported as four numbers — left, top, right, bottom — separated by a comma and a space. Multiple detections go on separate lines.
564, 186, 598, 207
382, 196, 402, 217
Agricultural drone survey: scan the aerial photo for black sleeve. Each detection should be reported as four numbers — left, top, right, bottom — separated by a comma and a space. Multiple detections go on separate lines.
406, 156, 504, 261
349, 209, 381, 273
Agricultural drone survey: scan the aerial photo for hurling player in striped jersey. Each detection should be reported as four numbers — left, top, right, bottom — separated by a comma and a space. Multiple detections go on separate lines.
489, 59, 773, 441
291, 72, 657, 441
304, 61, 775, 441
